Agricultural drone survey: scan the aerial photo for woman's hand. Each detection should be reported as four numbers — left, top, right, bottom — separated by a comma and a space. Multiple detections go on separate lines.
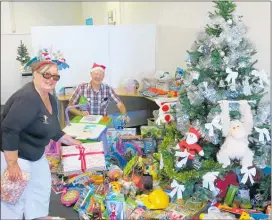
81, 111, 89, 116
7, 163, 22, 181
59, 134, 82, 146
71, 139, 82, 145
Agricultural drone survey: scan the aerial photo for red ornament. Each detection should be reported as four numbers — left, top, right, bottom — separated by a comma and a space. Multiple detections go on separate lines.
161, 104, 170, 112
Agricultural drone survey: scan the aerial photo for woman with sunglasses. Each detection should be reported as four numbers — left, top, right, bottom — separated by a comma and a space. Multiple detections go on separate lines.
1, 60, 80, 220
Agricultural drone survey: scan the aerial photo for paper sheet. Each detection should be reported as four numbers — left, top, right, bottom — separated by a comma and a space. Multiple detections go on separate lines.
63, 123, 106, 140
79, 115, 103, 124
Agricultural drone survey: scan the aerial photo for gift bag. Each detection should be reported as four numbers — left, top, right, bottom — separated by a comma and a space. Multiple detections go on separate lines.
45, 140, 61, 156
45, 140, 62, 170
1, 170, 30, 205
61, 142, 106, 175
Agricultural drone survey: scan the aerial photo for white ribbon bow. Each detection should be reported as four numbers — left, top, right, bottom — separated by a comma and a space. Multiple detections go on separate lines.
203, 81, 208, 90
243, 76, 252, 96
202, 172, 219, 192
254, 127, 271, 144
159, 153, 164, 170
241, 167, 256, 185
175, 150, 190, 168
169, 180, 185, 199
205, 115, 222, 137
225, 67, 238, 91
251, 69, 270, 88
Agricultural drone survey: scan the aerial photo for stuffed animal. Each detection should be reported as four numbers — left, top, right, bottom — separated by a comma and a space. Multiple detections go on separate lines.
175, 127, 204, 168
155, 101, 176, 125
217, 100, 254, 169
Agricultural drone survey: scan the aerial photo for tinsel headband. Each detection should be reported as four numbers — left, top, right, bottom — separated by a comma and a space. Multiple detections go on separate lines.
24, 48, 69, 71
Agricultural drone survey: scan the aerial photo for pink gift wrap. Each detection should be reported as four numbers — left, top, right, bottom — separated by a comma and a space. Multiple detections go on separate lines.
1, 171, 30, 205
61, 142, 106, 175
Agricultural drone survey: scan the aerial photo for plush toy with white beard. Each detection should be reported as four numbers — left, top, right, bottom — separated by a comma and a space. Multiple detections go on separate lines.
217, 100, 254, 169
175, 128, 204, 169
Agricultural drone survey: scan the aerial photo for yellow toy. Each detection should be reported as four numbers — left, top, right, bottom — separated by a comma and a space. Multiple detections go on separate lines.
137, 189, 169, 209
46, 156, 60, 169
110, 182, 121, 193
239, 212, 250, 220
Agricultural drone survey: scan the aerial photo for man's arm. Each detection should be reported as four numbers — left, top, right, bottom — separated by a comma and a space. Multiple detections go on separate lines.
116, 102, 127, 115
109, 87, 127, 115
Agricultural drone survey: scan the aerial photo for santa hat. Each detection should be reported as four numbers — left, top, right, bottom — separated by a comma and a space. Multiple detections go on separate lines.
91, 63, 106, 72
189, 127, 201, 139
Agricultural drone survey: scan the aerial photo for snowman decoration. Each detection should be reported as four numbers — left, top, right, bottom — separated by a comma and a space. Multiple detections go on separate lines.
174, 128, 204, 169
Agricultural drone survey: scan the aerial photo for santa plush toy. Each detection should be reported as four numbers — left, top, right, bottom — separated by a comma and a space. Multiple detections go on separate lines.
155, 102, 176, 125
175, 127, 204, 168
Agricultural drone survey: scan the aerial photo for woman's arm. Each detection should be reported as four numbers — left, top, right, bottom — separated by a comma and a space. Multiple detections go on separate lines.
2, 96, 39, 180
4, 151, 22, 181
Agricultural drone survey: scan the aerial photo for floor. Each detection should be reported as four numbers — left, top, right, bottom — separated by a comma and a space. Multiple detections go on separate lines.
49, 190, 79, 219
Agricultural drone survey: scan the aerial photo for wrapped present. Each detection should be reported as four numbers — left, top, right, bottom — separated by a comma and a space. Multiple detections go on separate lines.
61, 142, 106, 175
224, 184, 239, 206
215, 171, 239, 199
1, 170, 30, 205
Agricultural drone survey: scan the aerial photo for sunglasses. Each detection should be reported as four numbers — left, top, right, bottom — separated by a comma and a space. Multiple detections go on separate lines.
39, 72, 60, 81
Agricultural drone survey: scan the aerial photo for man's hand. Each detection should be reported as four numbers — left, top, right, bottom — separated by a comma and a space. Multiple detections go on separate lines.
7, 163, 22, 181
81, 111, 89, 116
125, 115, 130, 123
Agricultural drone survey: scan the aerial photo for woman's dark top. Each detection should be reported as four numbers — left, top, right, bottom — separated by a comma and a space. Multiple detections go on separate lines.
0, 82, 65, 161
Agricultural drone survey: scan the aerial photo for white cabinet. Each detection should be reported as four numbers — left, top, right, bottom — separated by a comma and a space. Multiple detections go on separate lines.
21, 72, 33, 86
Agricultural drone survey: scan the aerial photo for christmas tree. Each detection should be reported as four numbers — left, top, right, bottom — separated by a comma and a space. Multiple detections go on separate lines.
158, 0, 270, 209
16, 40, 30, 67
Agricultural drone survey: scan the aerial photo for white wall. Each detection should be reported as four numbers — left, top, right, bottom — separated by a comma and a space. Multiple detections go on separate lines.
2, 2, 270, 104
81, 2, 271, 76
82, 2, 121, 25
1, 2, 83, 104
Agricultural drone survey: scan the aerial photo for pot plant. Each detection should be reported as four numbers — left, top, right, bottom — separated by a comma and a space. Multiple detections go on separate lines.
16, 40, 32, 84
